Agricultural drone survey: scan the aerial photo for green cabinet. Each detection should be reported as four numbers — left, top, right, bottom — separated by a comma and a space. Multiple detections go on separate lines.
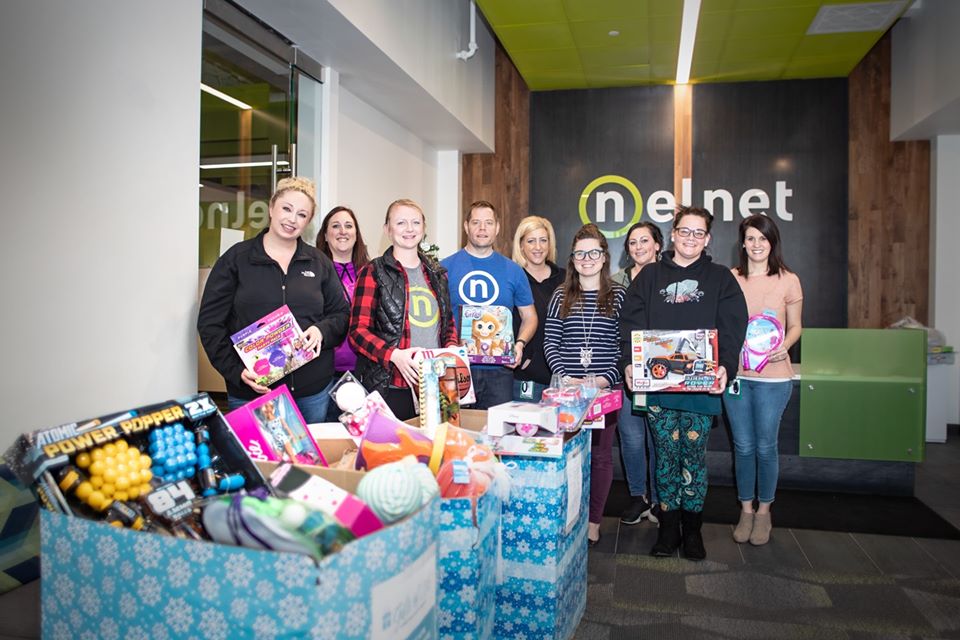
799, 329, 926, 462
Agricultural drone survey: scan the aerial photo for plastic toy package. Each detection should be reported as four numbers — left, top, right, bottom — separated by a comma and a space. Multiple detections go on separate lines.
224, 384, 327, 465
630, 329, 722, 392
460, 305, 515, 365
2, 393, 264, 538
230, 304, 315, 387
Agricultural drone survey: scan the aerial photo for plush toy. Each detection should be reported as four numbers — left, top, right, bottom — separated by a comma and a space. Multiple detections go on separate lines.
472, 312, 504, 357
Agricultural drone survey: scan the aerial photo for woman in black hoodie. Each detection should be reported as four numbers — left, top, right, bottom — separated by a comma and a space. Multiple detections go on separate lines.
619, 207, 747, 561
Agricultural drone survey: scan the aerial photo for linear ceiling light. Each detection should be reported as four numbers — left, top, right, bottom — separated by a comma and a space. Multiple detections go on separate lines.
200, 161, 290, 170
200, 83, 254, 110
675, 0, 702, 85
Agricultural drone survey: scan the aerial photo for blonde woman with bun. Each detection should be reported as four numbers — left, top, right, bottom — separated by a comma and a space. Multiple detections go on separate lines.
511, 216, 566, 401
198, 177, 350, 423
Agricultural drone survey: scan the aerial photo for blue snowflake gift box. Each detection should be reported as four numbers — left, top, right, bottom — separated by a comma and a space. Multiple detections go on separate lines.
438, 490, 500, 640
40, 496, 441, 640
495, 428, 590, 640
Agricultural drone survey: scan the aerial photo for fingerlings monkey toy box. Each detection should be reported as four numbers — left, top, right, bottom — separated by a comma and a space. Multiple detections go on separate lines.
460, 305, 515, 365
630, 329, 722, 392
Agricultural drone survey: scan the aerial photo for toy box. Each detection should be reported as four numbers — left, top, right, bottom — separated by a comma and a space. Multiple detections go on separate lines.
584, 387, 623, 421
231, 304, 315, 387
495, 427, 590, 639
630, 329, 722, 392
414, 346, 477, 408
460, 305, 515, 365
406, 410, 502, 640
489, 434, 564, 458
487, 401, 559, 437
40, 486, 441, 639
224, 385, 327, 466
3, 393, 264, 537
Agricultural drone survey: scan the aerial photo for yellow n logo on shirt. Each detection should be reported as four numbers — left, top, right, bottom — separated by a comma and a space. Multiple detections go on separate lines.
409, 286, 439, 328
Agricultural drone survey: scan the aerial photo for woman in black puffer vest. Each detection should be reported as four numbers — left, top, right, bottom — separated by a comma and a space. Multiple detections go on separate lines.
348, 199, 457, 420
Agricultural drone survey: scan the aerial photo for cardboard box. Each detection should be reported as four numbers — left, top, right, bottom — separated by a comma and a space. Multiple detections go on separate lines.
630, 329, 722, 392
495, 428, 589, 639
41, 473, 440, 640
486, 401, 559, 437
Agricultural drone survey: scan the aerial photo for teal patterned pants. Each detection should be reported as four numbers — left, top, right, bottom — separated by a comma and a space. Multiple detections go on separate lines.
647, 407, 713, 513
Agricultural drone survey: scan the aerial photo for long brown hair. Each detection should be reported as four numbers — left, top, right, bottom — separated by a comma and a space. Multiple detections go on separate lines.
316, 206, 370, 270
560, 224, 616, 318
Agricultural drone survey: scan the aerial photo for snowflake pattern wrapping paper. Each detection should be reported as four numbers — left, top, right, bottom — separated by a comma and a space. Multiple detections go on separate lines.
495, 429, 590, 640
438, 491, 500, 640
41, 499, 441, 640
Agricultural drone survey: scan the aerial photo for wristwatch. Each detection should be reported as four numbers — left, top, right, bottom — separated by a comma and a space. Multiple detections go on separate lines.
515, 339, 527, 348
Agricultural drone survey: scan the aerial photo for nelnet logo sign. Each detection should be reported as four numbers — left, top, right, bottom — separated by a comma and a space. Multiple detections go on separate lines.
579, 175, 794, 237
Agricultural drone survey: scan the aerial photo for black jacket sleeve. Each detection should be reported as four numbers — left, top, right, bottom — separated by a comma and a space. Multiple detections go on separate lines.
618, 270, 649, 374
197, 251, 245, 387
715, 268, 749, 379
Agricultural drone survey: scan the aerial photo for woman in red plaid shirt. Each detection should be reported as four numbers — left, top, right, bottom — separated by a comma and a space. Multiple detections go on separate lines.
348, 199, 458, 419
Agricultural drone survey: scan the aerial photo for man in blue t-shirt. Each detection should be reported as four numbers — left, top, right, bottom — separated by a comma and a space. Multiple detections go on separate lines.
442, 201, 537, 409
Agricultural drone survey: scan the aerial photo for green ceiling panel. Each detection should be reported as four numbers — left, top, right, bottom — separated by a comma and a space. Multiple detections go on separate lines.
510, 48, 584, 73
497, 22, 576, 52
478, 0, 911, 90
727, 6, 821, 38
561, 0, 652, 22
578, 45, 651, 68
475, 0, 567, 26
569, 19, 651, 48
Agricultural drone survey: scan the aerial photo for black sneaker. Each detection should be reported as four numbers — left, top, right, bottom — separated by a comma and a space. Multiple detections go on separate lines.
621, 496, 653, 525
648, 503, 661, 525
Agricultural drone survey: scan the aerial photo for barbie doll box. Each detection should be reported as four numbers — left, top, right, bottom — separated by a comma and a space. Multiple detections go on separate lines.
459, 305, 516, 365
224, 385, 327, 466
630, 329, 722, 392
230, 304, 315, 387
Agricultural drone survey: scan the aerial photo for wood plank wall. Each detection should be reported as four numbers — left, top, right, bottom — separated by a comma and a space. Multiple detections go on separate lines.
460, 43, 530, 256
848, 32, 930, 327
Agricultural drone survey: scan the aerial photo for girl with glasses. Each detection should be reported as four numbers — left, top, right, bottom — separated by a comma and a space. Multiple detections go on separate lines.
619, 207, 747, 561
723, 214, 803, 546
544, 223, 626, 547
612, 222, 664, 526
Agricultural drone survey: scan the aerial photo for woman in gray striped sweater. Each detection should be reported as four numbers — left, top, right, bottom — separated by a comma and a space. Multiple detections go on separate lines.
544, 223, 625, 546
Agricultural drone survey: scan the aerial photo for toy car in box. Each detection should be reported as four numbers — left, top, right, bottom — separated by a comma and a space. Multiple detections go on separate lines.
630, 329, 721, 392
2, 393, 264, 536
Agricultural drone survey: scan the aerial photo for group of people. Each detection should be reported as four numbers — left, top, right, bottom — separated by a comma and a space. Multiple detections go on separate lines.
198, 176, 803, 561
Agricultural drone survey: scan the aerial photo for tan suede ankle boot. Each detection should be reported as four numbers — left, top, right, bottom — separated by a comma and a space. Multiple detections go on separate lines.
733, 511, 754, 543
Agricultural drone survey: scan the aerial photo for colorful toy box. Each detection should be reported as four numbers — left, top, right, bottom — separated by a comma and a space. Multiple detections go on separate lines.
630, 329, 722, 392
495, 427, 590, 640
486, 401, 559, 437
460, 305, 515, 365
224, 385, 327, 466
584, 387, 623, 421
40, 492, 440, 639
231, 304, 315, 387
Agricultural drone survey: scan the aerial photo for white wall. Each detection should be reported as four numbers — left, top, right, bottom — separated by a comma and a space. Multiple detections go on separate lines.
337, 86, 439, 256
931, 136, 960, 424
0, 3, 201, 449
891, 0, 960, 140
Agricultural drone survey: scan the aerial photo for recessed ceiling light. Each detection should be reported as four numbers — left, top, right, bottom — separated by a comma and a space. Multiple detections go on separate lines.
608, 30, 620, 37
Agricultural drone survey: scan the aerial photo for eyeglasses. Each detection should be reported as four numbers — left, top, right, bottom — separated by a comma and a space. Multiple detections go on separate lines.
571, 249, 604, 261
675, 227, 707, 239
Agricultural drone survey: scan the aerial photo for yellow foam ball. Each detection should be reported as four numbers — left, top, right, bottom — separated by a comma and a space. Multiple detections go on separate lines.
90, 476, 104, 489
126, 448, 140, 461
115, 476, 130, 491
103, 443, 117, 457
89, 461, 106, 477
103, 468, 118, 485
75, 453, 91, 468
139, 455, 152, 470
101, 484, 115, 498
114, 491, 128, 502
115, 440, 129, 452
90, 448, 105, 462
140, 469, 153, 484
75, 481, 93, 501
127, 485, 140, 500
87, 491, 105, 510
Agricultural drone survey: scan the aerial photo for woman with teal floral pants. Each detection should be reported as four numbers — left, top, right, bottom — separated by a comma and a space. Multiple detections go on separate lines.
619, 207, 747, 561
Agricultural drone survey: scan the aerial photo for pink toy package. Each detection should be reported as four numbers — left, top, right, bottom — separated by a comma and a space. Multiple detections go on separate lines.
224, 385, 327, 466
459, 305, 515, 365
230, 304, 316, 387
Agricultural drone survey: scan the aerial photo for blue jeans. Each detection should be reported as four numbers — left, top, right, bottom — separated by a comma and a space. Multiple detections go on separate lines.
722, 379, 793, 504
228, 380, 336, 426
618, 391, 658, 503
471, 367, 514, 410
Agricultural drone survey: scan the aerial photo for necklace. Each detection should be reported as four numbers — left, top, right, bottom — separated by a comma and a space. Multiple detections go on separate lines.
579, 293, 598, 368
